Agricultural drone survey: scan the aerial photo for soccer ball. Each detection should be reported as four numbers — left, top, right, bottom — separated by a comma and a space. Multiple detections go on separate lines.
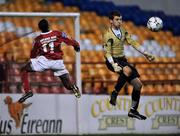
147, 17, 163, 31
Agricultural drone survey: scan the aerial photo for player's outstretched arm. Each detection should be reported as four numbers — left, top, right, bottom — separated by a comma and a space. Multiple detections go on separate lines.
132, 45, 155, 62
60, 32, 80, 52
126, 34, 155, 62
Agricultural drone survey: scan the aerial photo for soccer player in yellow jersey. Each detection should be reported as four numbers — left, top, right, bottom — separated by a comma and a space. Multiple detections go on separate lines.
102, 11, 155, 120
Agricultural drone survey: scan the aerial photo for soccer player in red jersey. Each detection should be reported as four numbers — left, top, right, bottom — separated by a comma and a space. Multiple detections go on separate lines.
18, 19, 81, 103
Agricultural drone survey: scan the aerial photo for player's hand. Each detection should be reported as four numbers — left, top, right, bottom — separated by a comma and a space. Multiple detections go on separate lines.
112, 63, 122, 73
144, 52, 155, 62
74, 46, 80, 52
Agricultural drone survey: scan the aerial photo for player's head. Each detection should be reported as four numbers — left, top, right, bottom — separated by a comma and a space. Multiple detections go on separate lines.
38, 19, 49, 32
109, 10, 122, 28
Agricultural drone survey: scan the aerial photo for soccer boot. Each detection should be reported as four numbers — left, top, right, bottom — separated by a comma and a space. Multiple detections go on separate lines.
71, 85, 81, 98
109, 90, 118, 106
18, 91, 33, 103
128, 109, 147, 120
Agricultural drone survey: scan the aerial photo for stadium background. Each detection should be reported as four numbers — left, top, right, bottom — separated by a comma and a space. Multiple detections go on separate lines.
0, 0, 179, 136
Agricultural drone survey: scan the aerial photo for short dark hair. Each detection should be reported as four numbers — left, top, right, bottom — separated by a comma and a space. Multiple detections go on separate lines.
38, 19, 49, 32
109, 10, 121, 20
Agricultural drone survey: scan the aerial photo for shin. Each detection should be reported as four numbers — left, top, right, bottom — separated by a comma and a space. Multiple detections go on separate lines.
59, 74, 81, 98
130, 78, 142, 110
21, 62, 34, 93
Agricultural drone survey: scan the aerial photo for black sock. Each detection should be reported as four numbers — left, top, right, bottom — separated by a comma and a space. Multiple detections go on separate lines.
115, 74, 127, 93
131, 89, 140, 110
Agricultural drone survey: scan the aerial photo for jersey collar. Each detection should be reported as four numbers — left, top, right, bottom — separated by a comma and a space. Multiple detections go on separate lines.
110, 27, 122, 40
41, 30, 52, 35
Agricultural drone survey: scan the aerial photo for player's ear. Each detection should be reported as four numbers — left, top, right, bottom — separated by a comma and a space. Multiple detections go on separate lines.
110, 19, 113, 24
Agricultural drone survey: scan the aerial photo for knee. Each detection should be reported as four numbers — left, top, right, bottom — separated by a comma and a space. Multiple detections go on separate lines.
21, 65, 29, 72
21, 66, 26, 72
134, 82, 143, 91
123, 66, 132, 77
21, 63, 32, 72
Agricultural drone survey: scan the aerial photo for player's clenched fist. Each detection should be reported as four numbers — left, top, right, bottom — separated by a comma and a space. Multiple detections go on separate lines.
74, 46, 80, 52
112, 63, 122, 73
72, 39, 80, 52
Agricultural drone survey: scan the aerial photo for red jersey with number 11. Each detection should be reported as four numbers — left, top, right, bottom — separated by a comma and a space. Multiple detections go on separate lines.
30, 30, 79, 60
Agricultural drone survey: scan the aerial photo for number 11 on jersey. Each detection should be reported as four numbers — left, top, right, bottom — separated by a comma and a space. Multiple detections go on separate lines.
42, 42, 55, 53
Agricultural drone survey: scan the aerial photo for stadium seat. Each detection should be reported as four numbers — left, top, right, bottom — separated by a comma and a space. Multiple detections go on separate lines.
39, 86, 50, 93
50, 86, 64, 94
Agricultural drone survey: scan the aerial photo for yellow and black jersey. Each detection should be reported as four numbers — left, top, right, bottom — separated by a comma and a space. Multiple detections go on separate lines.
102, 27, 140, 59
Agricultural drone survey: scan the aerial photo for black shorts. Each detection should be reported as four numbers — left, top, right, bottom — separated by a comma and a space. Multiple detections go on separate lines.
105, 57, 140, 82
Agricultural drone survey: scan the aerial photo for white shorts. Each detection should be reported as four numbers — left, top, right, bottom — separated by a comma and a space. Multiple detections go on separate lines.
30, 56, 69, 76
